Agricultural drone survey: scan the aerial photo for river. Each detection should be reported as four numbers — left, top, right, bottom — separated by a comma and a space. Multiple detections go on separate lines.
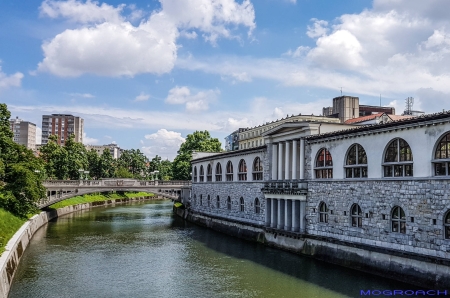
9, 200, 418, 298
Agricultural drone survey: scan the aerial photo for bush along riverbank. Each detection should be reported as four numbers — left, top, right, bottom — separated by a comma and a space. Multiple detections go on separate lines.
47, 191, 156, 209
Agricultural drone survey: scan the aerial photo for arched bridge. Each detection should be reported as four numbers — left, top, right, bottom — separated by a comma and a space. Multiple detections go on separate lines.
39, 179, 191, 209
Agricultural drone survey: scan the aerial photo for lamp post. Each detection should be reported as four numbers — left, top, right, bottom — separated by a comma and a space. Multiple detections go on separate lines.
150, 171, 155, 181
84, 171, 89, 180
154, 170, 160, 181
78, 169, 84, 180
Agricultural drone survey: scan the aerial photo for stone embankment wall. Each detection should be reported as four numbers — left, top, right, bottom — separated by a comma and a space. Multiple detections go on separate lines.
0, 196, 159, 298
175, 206, 450, 288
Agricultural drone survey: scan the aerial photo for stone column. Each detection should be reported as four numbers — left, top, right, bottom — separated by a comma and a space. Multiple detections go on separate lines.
292, 140, 298, 180
271, 199, 278, 228
277, 199, 285, 230
284, 141, 290, 180
292, 200, 300, 232
278, 142, 284, 180
266, 198, 271, 227
272, 143, 278, 180
300, 139, 305, 180
300, 201, 306, 233
285, 199, 292, 231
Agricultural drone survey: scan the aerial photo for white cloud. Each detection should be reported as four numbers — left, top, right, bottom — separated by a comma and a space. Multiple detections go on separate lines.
0, 65, 24, 91
142, 128, 186, 160
83, 132, 99, 145
134, 92, 150, 102
165, 86, 219, 112
283, 46, 309, 58
68, 92, 95, 98
306, 18, 329, 38
37, 0, 255, 77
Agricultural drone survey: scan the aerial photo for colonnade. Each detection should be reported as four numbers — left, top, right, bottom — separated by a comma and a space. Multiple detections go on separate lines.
265, 198, 306, 233
271, 139, 305, 180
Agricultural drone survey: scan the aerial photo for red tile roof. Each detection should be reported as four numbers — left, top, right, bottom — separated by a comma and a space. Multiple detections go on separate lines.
344, 113, 384, 124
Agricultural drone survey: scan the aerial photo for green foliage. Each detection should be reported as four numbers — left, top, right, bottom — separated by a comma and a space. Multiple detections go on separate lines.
117, 149, 147, 179
40, 135, 68, 179
0, 104, 45, 217
114, 166, 133, 178
148, 155, 172, 180
64, 134, 88, 179
0, 208, 27, 255
48, 192, 155, 209
172, 131, 222, 180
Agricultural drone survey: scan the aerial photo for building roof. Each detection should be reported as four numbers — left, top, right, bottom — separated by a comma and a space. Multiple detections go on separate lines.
307, 110, 450, 142
344, 113, 385, 124
387, 114, 414, 121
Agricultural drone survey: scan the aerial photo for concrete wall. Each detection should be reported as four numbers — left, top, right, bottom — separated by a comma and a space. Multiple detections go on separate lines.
0, 196, 158, 298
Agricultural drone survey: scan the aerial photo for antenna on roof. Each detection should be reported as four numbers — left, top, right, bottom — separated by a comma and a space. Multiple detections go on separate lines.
380, 94, 381, 107
340, 87, 343, 96
403, 97, 414, 115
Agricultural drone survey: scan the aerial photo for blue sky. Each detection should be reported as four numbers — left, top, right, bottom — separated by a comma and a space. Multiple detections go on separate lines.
2, 0, 450, 160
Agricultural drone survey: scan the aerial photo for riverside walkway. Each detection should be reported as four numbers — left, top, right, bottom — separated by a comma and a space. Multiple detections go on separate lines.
39, 179, 191, 208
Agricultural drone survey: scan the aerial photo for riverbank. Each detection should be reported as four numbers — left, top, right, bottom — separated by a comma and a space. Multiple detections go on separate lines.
174, 206, 450, 289
0, 210, 26, 256
0, 192, 161, 298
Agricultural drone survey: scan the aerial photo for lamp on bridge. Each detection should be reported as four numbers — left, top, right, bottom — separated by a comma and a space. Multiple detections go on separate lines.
154, 170, 159, 181
84, 170, 90, 180
78, 169, 84, 180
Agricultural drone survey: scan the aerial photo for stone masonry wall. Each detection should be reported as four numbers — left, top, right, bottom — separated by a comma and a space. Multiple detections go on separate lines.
191, 182, 266, 225
307, 179, 450, 259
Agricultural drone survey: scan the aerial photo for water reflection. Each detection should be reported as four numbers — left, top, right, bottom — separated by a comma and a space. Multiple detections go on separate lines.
10, 200, 421, 298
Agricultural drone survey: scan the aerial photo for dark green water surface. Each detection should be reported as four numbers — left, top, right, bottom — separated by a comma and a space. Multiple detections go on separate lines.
9, 200, 420, 298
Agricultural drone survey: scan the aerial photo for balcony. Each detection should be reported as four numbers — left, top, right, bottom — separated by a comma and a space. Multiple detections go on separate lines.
262, 180, 307, 195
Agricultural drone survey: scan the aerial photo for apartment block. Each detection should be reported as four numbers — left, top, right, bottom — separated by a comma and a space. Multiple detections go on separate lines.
41, 114, 83, 145
9, 116, 36, 150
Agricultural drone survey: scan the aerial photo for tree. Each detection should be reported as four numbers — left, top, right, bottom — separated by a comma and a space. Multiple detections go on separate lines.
117, 149, 147, 179
64, 134, 88, 180
86, 149, 101, 179
0, 103, 45, 217
40, 135, 69, 180
172, 131, 222, 180
99, 149, 115, 178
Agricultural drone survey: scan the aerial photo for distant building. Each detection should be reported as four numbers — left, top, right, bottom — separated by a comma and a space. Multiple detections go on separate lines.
9, 116, 36, 150
344, 113, 413, 125
238, 115, 341, 150
323, 96, 395, 123
85, 143, 122, 159
41, 114, 83, 145
225, 128, 246, 151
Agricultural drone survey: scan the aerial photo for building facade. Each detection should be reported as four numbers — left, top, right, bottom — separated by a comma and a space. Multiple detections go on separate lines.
41, 114, 83, 145
85, 143, 122, 159
187, 112, 450, 286
9, 117, 36, 150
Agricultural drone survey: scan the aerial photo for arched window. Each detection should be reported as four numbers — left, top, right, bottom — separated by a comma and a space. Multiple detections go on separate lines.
252, 157, 263, 180
207, 195, 211, 207
319, 202, 328, 223
434, 133, 450, 176
227, 196, 231, 210
444, 211, 450, 239
207, 164, 212, 182
200, 194, 203, 206
383, 138, 413, 177
193, 166, 198, 182
351, 204, 362, 227
226, 161, 234, 181
345, 144, 367, 178
199, 165, 205, 182
391, 206, 406, 233
240, 197, 245, 212
255, 198, 260, 214
216, 196, 220, 209
238, 159, 247, 181
215, 163, 222, 181
315, 148, 333, 179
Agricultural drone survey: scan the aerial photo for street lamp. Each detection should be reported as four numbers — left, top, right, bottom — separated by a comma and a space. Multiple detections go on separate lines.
78, 169, 84, 180
84, 171, 89, 180
154, 170, 160, 181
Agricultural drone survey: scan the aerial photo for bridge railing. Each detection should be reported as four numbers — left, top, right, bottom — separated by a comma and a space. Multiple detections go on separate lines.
43, 179, 192, 187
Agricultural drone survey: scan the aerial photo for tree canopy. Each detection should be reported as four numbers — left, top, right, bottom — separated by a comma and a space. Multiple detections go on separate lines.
172, 130, 222, 180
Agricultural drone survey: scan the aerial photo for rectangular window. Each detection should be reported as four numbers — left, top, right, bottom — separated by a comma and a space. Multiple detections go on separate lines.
394, 165, 403, 177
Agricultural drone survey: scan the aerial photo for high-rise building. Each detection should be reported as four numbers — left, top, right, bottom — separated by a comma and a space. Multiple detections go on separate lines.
41, 114, 84, 145
9, 116, 37, 150
85, 143, 122, 159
